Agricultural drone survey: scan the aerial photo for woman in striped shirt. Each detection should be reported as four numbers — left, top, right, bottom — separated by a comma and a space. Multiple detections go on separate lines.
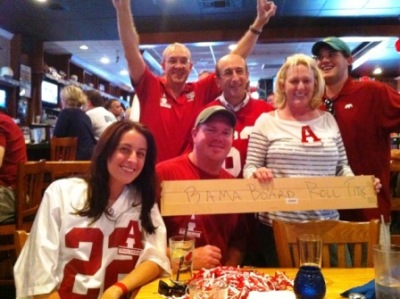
243, 53, 381, 266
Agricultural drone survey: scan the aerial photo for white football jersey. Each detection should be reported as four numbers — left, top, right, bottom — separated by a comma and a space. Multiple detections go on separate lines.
14, 178, 170, 298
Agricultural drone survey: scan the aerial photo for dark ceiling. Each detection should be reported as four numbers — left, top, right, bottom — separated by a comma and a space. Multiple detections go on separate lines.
0, 0, 399, 88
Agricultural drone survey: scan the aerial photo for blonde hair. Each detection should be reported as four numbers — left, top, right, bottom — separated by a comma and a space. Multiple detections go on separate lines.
274, 54, 324, 110
162, 43, 191, 62
60, 85, 87, 108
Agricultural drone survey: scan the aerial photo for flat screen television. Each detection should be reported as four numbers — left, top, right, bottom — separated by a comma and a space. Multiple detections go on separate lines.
41, 80, 59, 106
0, 89, 6, 108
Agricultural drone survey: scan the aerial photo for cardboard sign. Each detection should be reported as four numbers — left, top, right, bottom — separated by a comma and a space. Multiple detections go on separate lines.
160, 176, 377, 216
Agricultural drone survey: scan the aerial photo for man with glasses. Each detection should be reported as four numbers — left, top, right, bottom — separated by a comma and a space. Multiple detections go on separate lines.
112, 0, 277, 163
207, 54, 274, 178
312, 37, 400, 224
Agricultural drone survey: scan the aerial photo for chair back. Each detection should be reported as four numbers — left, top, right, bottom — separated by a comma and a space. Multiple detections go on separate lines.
50, 137, 77, 161
272, 219, 380, 268
16, 160, 46, 232
0, 223, 16, 285
14, 230, 29, 258
0, 160, 45, 285
44, 161, 91, 188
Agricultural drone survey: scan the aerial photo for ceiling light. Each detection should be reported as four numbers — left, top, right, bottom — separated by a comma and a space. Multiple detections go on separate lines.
250, 90, 259, 99
372, 67, 382, 75
120, 70, 129, 76
100, 57, 110, 64
79, 45, 89, 50
35, 0, 47, 2
228, 44, 237, 51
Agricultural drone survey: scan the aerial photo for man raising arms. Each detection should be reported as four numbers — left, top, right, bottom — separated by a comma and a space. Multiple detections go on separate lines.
112, 0, 276, 162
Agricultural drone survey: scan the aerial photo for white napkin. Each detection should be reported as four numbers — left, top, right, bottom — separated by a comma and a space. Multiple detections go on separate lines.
247, 290, 295, 299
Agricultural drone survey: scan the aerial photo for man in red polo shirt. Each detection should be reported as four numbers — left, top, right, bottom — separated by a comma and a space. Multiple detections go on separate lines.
312, 37, 400, 223
112, 0, 277, 162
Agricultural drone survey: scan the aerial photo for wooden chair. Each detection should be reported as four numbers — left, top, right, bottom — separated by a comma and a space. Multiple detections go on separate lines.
50, 137, 77, 161
43, 161, 91, 189
0, 224, 16, 285
16, 160, 46, 232
272, 219, 380, 268
0, 160, 45, 285
390, 149, 400, 242
14, 230, 29, 258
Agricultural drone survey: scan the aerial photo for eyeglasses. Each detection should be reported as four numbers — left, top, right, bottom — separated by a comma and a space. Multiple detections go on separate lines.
324, 98, 335, 116
158, 280, 187, 297
220, 67, 246, 78
166, 57, 190, 66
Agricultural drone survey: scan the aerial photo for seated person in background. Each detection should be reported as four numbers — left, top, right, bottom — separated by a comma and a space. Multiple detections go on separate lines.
14, 121, 171, 298
53, 85, 96, 160
105, 98, 125, 121
85, 89, 117, 140
0, 109, 27, 224
243, 54, 382, 266
157, 106, 246, 270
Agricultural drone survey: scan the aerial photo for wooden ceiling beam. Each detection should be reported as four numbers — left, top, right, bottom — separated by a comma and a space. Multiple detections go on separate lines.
138, 24, 400, 44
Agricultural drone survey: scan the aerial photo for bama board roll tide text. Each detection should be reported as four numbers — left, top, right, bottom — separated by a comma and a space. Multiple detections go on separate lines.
160, 176, 377, 216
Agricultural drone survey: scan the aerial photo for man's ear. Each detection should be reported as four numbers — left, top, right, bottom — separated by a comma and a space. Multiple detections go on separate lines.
191, 127, 199, 140
215, 75, 223, 89
346, 56, 353, 66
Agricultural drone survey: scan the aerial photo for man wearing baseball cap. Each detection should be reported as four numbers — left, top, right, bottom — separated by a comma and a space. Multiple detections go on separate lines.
156, 106, 247, 270
312, 36, 351, 57
312, 37, 400, 224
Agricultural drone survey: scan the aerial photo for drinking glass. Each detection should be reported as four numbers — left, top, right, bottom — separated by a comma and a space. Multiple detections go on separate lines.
374, 244, 400, 299
169, 235, 195, 284
294, 234, 326, 299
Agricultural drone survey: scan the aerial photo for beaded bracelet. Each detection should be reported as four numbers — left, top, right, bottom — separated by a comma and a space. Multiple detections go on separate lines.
114, 282, 128, 295
249, 25, 262, 35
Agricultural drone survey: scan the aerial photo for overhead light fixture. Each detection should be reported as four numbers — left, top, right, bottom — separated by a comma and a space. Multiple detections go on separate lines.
228, 44, 237, 51
100, 57, 110, 64
372, 67, 382, 75
79, 45, 88, 50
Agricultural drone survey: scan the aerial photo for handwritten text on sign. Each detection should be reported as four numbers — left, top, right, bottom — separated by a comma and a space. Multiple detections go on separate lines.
160, 176, 377, 216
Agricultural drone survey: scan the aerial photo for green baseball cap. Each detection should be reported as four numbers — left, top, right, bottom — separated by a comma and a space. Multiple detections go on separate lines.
194, 106, 236, 128
312, 37, 351, 56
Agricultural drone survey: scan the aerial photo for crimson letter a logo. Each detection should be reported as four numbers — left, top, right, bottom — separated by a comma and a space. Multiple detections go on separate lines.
301, 126, 320, 143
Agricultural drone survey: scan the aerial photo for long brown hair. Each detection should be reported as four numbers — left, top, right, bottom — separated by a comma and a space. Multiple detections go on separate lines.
77, 121, 158, 234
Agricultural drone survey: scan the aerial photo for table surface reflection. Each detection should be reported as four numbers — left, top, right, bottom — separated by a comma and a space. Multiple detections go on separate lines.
134, 267, 374, 299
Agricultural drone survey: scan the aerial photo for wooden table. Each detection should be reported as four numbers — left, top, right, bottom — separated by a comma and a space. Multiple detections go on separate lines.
134, 268, 374, 299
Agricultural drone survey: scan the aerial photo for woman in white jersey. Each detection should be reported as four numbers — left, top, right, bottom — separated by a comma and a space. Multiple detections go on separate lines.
243, 54, 381, 267
14, 121, 170, 299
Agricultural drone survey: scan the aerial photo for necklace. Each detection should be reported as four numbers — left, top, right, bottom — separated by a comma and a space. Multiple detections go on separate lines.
107, 207, 114, 215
